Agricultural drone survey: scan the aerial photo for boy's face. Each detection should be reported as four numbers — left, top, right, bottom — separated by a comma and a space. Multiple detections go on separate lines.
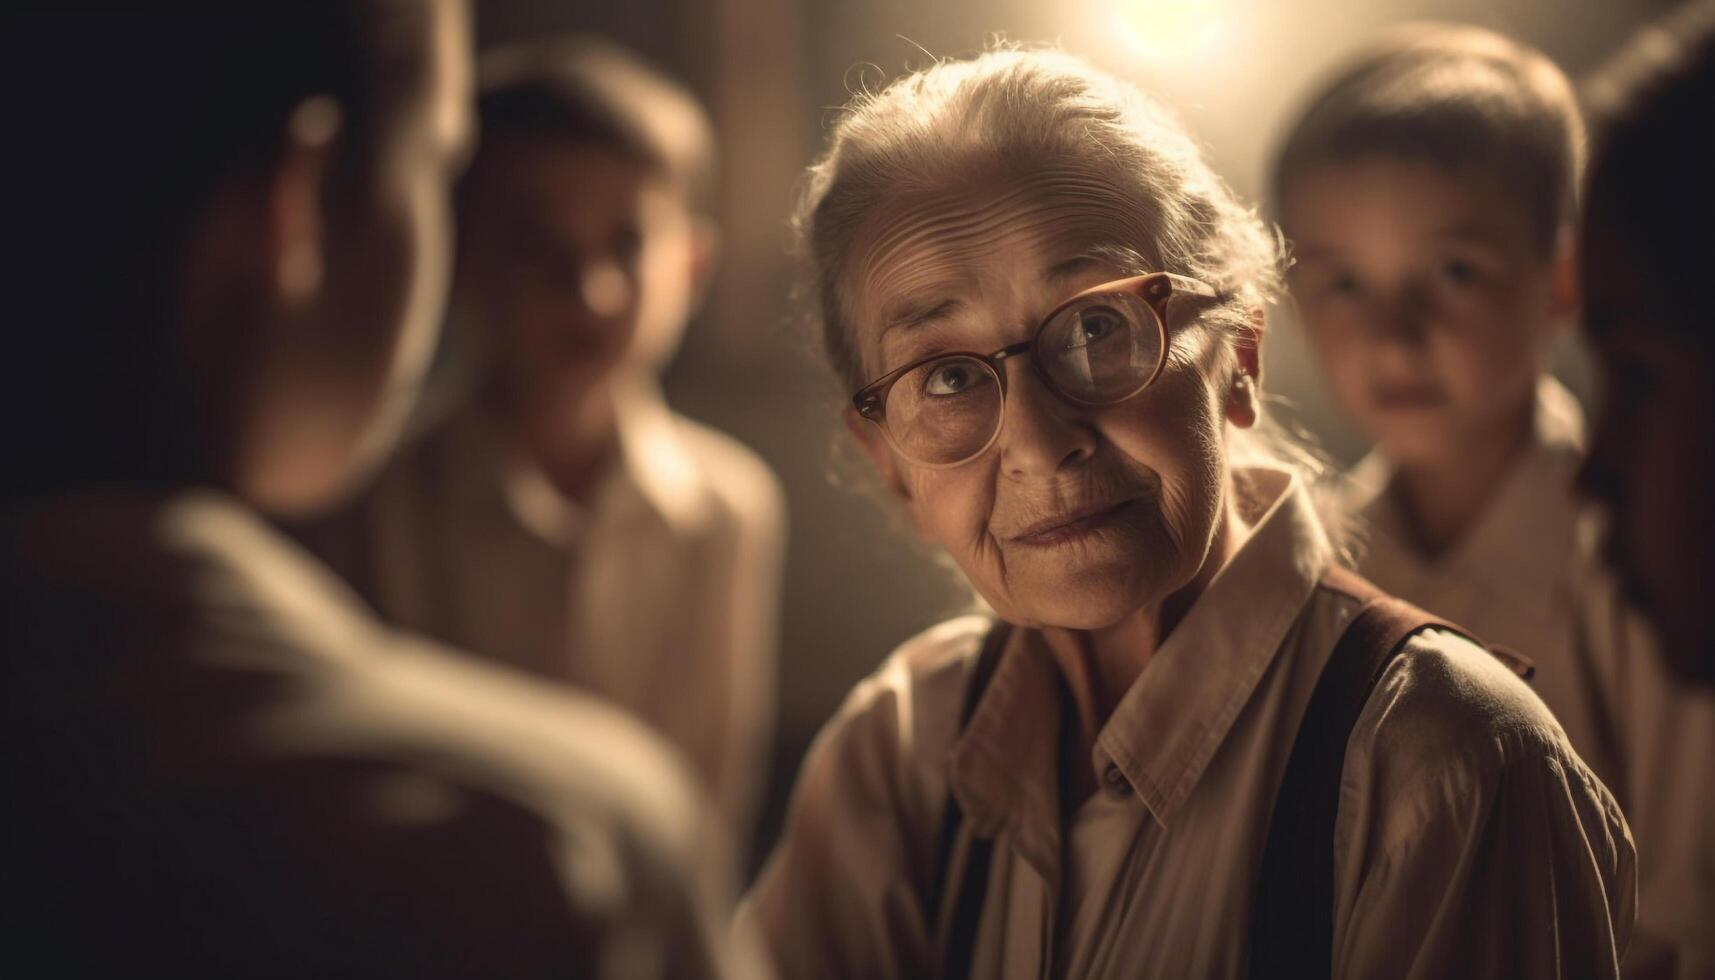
457, 138, 701, 433
1284, 156, 1567, 468
1579, 214, 1714, 684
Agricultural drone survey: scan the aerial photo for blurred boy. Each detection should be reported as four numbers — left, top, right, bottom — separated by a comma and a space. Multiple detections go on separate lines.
1, 4, 748, 976
1273, 24, 1714, 978
304, 38, 785, 839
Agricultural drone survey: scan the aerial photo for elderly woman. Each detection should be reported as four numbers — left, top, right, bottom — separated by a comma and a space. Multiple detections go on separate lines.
741, 49, 1634, 979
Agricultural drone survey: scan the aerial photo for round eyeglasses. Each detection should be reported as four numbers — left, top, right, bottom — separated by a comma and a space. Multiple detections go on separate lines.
851, 272, 1219, 468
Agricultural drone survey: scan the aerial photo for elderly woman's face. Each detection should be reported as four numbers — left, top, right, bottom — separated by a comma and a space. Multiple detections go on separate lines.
846, 173, 1250, 630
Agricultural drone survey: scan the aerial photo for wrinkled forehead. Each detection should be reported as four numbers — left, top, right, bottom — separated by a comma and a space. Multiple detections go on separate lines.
843, 162, 1164, 335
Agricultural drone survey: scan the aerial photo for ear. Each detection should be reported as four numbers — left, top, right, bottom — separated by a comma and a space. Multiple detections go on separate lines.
175, 95, 345, 384
844, 404, 913, 507
1234, 306, 1265, 381
266, 96, 344, 308
1225, 307, 1265, 429
686, 215, 722, 312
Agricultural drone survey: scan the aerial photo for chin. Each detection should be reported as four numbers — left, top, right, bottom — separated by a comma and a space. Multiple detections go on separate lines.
1367, 425, 1457, 468
1012, 568, 1160, 631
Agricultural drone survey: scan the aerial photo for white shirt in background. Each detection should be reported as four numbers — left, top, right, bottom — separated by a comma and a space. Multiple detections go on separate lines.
1345, 375, 1715, 980
306, 377, 786, 841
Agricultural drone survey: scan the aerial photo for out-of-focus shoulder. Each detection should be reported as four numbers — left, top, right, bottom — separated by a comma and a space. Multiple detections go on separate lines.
670, 412, 785, 530
320, 628, 709, 852
143, 493, 712, 863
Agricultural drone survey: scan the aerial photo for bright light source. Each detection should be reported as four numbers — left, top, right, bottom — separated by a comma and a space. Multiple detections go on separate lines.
1108, 0, 1228, 61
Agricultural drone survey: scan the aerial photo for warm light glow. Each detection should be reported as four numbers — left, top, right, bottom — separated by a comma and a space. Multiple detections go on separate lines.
1108, 0, 1228, 61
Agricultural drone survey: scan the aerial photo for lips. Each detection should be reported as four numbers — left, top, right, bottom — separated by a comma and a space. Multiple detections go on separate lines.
1007, 497, 1144, 546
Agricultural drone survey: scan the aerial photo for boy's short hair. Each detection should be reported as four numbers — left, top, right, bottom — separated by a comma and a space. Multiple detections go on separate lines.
473, 37, 716, 211
1271, 23, 1584, 257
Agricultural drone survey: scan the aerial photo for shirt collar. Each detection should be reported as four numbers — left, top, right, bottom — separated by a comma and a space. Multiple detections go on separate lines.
445, 376, 714, 547
1096, 467, 1331, 826
948, 626, 1063, 842
1346, 376, 1587, 590
949, 466, 1332, 835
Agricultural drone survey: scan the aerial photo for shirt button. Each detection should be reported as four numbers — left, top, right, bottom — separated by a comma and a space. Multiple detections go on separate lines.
1103, 765, 1130, 795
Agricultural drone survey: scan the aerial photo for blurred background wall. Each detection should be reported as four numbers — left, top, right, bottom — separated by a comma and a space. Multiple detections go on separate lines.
476, 0, 1675, 873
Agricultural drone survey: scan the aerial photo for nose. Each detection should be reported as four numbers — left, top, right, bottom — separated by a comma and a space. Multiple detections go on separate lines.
1368, 289, 1430, 346
578, 259, 632, 319
997, 361, 1097, 479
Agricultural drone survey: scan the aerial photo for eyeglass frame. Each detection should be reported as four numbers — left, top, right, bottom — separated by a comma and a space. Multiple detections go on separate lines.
850, 271, 1222, 469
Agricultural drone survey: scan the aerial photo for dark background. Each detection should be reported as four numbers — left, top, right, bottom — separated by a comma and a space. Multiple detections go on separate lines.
475, 0, 1676, 872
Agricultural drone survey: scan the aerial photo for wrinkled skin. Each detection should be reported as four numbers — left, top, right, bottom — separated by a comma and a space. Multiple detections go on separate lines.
843, 167, 1258, 639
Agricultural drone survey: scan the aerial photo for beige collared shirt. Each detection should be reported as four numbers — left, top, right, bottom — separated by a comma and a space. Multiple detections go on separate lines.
742, 467, 1634, 979
305, 378, 785, 835
1347, 377, 1715, 979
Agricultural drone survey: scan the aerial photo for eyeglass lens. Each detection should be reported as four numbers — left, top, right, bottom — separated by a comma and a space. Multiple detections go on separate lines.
882, 288, 1164, 465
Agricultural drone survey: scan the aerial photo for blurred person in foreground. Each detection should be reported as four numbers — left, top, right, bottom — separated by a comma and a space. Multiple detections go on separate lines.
741, 46, 1632, 979
0, 4, 754, 977
1271, 24, 1714, 977
300, 37, 785, 840
1578, 7, 1715, 976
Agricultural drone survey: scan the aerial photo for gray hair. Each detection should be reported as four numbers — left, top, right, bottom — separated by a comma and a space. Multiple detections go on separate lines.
796, 46, 1281, 392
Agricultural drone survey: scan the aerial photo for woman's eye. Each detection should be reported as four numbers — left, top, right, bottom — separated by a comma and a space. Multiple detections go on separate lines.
1066, 308, 1124, 348
924, 361, 989, 396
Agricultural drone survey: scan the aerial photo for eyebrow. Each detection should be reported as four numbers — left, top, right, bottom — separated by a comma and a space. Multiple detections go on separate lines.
1289, 243, 1340, 264
879, 297, 963, 337
876, 246, 1145, 340
1432, 222, 1511, 247
1294, 222, 1511, 260
1045, 255, 1103, 283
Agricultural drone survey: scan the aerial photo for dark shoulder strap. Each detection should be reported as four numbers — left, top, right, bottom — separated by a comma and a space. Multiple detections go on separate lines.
932, 619, 1011, 980
1248, 567, 1528, 979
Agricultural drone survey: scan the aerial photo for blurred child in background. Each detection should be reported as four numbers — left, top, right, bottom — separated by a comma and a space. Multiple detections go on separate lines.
1273, 23, 1714, 977
303, 37, 785, 841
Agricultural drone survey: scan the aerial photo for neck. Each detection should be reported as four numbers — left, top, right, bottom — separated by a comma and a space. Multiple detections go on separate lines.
1040, 488, 1250, 810
1388, 396, 1534, 559
1041, 485, 1250, 742
504, 382, 621, 506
